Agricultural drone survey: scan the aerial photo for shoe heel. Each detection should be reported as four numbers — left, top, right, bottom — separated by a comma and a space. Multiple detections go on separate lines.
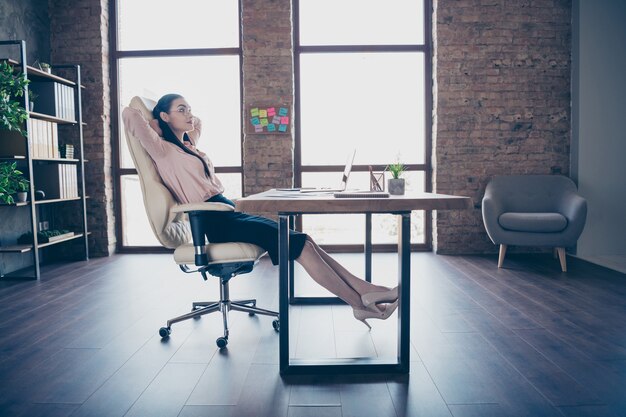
357, 317, 371, 330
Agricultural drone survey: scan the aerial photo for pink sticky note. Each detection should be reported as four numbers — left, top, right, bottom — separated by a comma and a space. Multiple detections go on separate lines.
267, 107, 276, 117
280, 116, 289, 124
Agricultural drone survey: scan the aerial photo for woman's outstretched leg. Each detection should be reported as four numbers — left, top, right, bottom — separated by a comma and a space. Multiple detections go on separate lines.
296, 240, 399, 329
296, 240, 366, 309
304, 236, 394, 297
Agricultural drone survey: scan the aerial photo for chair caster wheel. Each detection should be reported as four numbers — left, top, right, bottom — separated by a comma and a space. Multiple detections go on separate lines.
216, 337, 228, 349
159, 327, 171, 338
272, 319, 280, 332
248, 312, 255, 316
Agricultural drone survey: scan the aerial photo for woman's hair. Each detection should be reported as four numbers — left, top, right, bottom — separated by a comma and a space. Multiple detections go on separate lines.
153, 93, 210, 177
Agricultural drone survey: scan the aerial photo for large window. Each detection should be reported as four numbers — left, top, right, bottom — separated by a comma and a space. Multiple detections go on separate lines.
112, 1, 242, 249
294, 0, 432, 250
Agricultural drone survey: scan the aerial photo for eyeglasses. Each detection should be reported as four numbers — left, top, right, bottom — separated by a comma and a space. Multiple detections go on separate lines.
170, 107, 193, 115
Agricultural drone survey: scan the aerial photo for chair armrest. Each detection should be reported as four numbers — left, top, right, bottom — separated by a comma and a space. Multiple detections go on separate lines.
171, 202, 234, 214
171, 202, 234, 266
481, 195, 505, 242
559, 192, 587, 223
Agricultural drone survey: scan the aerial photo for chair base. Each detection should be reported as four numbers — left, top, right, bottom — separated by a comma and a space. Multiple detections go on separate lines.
159, 277, 279, 348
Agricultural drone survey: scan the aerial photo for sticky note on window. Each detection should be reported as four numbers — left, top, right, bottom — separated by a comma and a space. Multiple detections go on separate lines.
278, 124, 287, 132
267, 107, 276, 117
272, 116, 281, 125
251, 117, 260, 125
260, 118, 268, 126
267, 123, 276, 132
250, 108, 259, 117
279, 107, 288, 116
280, 116, 289, 124
254, 124, 263, 133
259, 109, 267, 118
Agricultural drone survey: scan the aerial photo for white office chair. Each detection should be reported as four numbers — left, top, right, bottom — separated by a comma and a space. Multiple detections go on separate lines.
122, 96, 279, 348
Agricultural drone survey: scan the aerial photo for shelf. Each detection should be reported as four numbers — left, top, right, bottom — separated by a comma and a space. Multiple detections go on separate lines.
0, 201, 29, 207
33, 158, 80, 163
34, 197, 82, 205
29, 111, 77, 125
0, 155, 26, 160
2, 58, 78, 87
0, 244, 32, 253
37, 232, 84, 248
0, 232, 87, 253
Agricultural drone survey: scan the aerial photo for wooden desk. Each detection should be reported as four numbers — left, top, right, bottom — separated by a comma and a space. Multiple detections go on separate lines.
237, 190, 472, 375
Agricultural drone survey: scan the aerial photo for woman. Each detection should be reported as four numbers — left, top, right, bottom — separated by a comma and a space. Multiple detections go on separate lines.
127, 93, 399, 328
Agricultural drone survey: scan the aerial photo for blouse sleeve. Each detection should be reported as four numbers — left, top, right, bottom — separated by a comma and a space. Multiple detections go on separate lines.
122, 107, 168, 158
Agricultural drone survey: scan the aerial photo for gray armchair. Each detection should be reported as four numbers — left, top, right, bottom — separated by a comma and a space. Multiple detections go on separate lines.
482, 175, 587, 272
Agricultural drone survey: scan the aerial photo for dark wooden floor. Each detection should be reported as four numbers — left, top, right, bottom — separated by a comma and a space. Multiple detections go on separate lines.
1, 251, 626, 417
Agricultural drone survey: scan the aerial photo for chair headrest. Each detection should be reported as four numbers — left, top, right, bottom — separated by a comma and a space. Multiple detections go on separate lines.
129, 96, 157, 120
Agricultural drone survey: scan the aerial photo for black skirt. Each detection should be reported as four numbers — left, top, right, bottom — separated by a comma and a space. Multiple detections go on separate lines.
204, 194, 308, 265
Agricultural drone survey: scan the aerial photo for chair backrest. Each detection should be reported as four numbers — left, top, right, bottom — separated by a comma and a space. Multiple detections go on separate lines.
122, 96, 191, 249
485, 174, 578, 212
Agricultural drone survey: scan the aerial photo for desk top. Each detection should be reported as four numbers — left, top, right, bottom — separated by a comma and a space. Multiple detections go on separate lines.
236, 189, 473, 214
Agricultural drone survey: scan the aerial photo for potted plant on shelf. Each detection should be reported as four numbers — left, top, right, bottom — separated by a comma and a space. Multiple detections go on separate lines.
0, 61, 29, 137
387, 160, 406, 195
28, 89, 37, 112
0, 161, 30, 204
39, 62, 51, 74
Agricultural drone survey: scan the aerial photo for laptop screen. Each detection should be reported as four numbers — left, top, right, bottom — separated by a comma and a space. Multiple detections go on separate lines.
340, 149, 357, 189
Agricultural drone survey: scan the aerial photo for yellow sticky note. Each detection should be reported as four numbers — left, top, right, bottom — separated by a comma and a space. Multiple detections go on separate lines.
259, 109, 267, 118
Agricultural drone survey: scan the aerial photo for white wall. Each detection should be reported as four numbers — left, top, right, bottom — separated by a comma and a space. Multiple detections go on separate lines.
572, 0, 626, 264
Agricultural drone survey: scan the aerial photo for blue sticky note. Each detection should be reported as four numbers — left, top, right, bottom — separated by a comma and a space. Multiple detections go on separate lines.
278, 107, 288, 116
267, 123, 276, 132
278, 124, 287, 132
251, 117, 260, 125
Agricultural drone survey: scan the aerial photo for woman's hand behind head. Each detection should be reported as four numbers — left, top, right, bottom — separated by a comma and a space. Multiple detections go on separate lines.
149, 118, 163, 136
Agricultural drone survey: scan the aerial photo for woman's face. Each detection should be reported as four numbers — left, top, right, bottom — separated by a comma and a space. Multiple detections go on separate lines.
160, 97, 194, 134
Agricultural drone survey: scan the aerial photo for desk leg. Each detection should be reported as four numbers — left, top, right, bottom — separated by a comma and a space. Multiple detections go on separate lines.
289, 215, 295, 303
279, 214, 290, 374
365, 213, 372, 283
398, 213, 411, 372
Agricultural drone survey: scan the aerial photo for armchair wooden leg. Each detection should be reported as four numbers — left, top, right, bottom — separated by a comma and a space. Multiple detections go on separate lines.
498, 244, 507, 268
556, 247, 567, 272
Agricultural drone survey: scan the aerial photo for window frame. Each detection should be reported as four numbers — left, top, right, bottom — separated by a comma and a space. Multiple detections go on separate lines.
293, 0, 433, 252
109, 0, 244, 252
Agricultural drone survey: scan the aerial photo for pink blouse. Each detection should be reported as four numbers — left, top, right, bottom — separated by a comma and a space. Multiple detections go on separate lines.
122, 107, 225, 204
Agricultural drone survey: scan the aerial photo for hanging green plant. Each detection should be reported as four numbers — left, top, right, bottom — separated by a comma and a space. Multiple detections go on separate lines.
0, 61, 30, 136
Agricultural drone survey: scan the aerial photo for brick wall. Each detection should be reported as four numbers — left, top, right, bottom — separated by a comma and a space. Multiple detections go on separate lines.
49, 0, 115, 256
241, 0, 294, 196
433, 0, 571, 254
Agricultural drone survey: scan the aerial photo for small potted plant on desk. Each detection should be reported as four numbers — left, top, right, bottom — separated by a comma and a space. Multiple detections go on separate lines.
387, 161, 406, 195
0, 161, 30, 204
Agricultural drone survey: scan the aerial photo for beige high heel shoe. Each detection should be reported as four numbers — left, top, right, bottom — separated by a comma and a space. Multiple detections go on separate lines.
361, 286, 399, 309
353, 300, 399, 330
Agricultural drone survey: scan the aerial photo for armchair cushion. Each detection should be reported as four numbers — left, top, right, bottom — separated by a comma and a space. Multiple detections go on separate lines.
499, 212, 568, 233
173, 242, 266, 265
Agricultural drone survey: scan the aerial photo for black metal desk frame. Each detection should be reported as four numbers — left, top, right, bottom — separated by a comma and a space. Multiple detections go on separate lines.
278, 211, 411, 375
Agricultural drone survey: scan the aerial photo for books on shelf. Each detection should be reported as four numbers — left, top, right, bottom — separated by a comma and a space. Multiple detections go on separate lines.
26, 119, 59, 158
33, 163, 79, 199
29, 81, 76, 121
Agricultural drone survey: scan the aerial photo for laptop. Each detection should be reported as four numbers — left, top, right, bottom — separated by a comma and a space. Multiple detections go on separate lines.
298, 149, 356, 193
